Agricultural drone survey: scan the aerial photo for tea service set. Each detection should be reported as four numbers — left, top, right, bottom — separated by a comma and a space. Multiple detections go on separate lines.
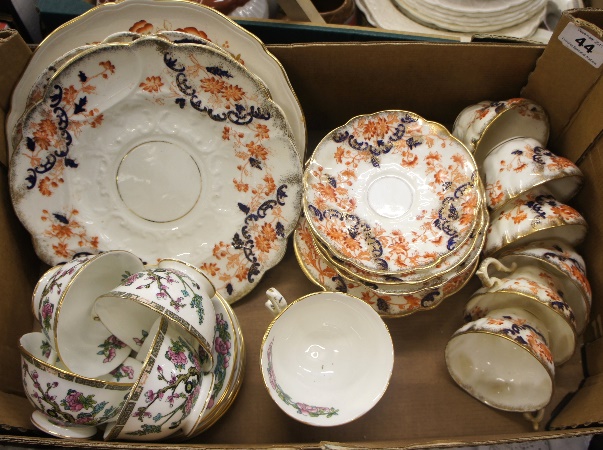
5, 0, 591, 439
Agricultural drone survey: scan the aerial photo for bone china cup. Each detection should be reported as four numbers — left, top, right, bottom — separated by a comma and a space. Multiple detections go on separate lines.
260, 290, 394, 426
483, 187, 588, 257
483, 137, 583, 211
452, 98, 549, 167
446, 308, 554, 412
32, 251, 144, 378
103, 317, 211, 441
20, 332, 133, 435
95, 259, 216, 371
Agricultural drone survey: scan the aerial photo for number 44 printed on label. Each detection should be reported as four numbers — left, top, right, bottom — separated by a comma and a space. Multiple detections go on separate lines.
559, 22, 603, 68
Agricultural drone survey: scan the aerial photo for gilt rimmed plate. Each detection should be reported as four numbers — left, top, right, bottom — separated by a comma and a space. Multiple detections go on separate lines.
293, 216, 479, 317
9, 36, 302, 304
7, 0, 306, 163
304, 110, 482, 275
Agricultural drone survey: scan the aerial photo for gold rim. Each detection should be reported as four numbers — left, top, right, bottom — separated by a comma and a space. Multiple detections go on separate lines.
446, 328, 554, 412
31, 264, 59, 323
159, 258, 217, 298
303, 110, 484, 275
19, 337, 134, 389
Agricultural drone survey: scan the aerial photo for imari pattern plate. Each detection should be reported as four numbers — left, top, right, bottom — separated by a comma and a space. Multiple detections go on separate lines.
9, 36, 302, 304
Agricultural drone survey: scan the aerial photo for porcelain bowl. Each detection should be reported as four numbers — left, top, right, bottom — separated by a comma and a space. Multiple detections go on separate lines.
260, 291, 393, 426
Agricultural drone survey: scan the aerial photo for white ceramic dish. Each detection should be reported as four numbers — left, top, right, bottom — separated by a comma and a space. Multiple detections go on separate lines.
10, 36, 302, 304
6, 0, 306, 163
304, 110, 482, 275
260, 291, 394, 426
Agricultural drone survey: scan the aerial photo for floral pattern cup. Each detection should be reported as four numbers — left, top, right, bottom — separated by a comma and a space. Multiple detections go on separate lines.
260, 289, 394, 426
452, 98, 549, 167
497, 241, 591, 334
467, 258, 577, 364
20, 332, 133, 434
31, 251, 144, 378
103, 317, 209, 441
483, 137, 583, 211
95, 260, 216, 371
484, 187, 588, 257
445, 309, 554, 412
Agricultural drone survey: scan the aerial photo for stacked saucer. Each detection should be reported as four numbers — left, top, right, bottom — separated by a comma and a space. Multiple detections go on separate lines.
296, 110, 487, 317
7, 0, 305, 305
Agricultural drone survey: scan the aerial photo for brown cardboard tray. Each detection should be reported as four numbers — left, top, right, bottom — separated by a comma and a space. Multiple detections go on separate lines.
2, 8, 603, 449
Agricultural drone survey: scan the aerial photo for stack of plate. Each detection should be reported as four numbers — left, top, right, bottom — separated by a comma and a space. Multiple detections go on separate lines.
295, 110, 488, 317
391, 0, 547, 34
7, 0, 305, 305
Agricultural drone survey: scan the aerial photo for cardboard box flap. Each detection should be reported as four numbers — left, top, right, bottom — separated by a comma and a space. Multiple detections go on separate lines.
521, 8, 603, 162
550, 372, 603, 430
0, 29, 31, 168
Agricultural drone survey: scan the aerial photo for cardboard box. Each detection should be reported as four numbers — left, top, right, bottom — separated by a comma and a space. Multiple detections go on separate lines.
2, 8, 603, 449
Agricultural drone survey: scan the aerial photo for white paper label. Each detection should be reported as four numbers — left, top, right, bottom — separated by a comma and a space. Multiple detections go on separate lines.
558, 22, 603, 68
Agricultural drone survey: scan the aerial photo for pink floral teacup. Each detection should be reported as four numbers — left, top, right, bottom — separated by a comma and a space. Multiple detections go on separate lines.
446, 308, 554, 412
484, 187, 588, 257
483, 137, 583, 211
260, 289, 394, 426
452, 98, 549, 167
20, 332, 134, 438
94, 258, 216, 371
103, 317, 213, 441
31, 251, 144, 378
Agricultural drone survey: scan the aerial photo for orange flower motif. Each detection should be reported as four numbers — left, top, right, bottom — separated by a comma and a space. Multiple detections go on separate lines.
52, 242, 70, 259
334, 146, 346, 164
221, 84, 244, 102
50, 223, 74, 240
175, 27, 209, 40
99, 61, 116, 74
200, 76, 225, 95
38, 178, 53, 197
200, 262, 220, 277
262, 175, 276, 196
62, 86, 78, 106
129, 20, 154, 34
256, 223, 277, 253
551, 204, 580, 221
254, 124, 270, 140
222, 126, 231, 140
139, 76, 163, 93
233, 179, 249, 193
246, 141, 268, 160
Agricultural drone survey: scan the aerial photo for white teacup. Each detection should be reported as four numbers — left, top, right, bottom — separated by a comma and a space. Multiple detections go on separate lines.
95, 259, 216, 371
483, 137, 583, 211
260, 288, 394, 426
484, 186, 588, 257
452, 98, 550, 167
31, 251, 144, 378
446, 308, 554, 413
103, 317, 213, 441
20, 332, 134, 438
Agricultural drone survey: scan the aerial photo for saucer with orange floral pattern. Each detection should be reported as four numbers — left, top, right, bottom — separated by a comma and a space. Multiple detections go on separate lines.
9, 36, 302, 304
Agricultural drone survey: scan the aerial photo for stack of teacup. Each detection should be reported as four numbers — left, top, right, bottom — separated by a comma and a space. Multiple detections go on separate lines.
21, 250, 244, 441
445, 98, 590, 419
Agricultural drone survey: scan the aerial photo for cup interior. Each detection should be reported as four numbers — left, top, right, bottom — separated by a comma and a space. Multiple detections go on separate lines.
261, 292, 393, 426
446, 325, 553, 412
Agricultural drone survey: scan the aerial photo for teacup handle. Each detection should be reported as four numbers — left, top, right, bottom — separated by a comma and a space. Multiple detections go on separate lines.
265, 288, 288, 316
476, 257, 517, 288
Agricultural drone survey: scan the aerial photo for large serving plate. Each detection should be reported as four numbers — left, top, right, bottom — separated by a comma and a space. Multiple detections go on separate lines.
304, 110, 482, 275
9, 36, 302, 304
6, 0, 306, 163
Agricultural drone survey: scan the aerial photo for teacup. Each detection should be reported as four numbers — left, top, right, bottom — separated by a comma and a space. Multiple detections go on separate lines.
20, 332, 134, 437
497, 241, 591, 334
103, 317, 211, 441
260, 288, 394, 426
95, 259, 216, 371
452, 98, 549, 167
31, 251, 144, 378
446, 308, 554, 412
483, 137, 583, 211
483, 186, 588, 257
467, 261, 577, 364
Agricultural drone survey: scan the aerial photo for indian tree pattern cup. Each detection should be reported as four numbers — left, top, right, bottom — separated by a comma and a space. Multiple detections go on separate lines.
95, 259, 216, 371
260, 288, 394, 426
32, 251, 144, 378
